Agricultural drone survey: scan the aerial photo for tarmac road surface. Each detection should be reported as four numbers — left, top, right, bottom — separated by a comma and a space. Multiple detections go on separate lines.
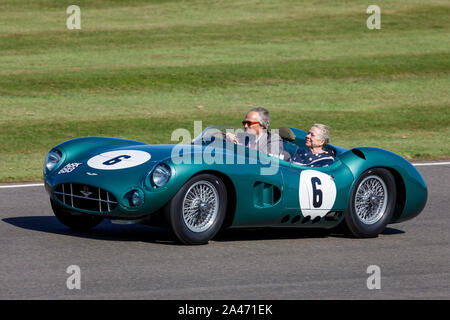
0, 163, 448, 299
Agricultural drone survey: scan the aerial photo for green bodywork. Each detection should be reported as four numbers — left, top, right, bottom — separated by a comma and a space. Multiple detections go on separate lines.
44, 127, 427, 229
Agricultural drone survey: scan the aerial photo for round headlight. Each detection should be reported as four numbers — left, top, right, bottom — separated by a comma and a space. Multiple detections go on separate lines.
45, 150, 62, 172
151, 163, 171, 187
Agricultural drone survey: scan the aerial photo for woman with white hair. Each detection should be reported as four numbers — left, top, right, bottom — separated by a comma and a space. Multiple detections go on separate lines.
290, 124, 334, 167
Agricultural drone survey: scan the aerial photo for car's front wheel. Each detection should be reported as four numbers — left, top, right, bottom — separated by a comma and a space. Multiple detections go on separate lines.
165, 174, 227, 245
51, 199, 104, 231
343, 168, 396, 238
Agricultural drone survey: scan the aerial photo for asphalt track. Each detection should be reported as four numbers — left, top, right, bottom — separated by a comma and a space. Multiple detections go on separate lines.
0, 163, 448, 300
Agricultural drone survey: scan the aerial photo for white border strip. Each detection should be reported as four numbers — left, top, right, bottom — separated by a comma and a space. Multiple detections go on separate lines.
0, 183, 44, 189
0, 161, 448, 189
413, 162, 450, 166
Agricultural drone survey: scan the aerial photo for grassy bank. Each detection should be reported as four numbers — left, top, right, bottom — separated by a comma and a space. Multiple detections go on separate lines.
0, 0, 449, 181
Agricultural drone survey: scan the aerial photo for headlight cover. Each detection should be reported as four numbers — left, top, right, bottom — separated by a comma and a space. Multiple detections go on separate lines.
150, 163, 172, 188
124, 189, 144, 207
45, 150, 62, 172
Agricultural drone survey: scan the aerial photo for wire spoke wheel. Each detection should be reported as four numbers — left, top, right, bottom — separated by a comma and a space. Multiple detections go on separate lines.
354, 175, 388, 225
165, 173, 227, 245
182, 181, 219, 233
342, 168, 396, 238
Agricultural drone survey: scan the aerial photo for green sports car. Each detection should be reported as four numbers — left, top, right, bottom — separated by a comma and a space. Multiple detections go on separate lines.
44, 126, 427, 244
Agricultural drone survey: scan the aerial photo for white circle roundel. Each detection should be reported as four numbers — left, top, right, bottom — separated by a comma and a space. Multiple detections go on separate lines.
87, 150, 151, 170
299, 170, 337, 219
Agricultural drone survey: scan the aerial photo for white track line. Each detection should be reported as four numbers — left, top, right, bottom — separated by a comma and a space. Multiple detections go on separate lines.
0, 161, 448, 189
0, 183, 44, 189
413, 162, 450, 166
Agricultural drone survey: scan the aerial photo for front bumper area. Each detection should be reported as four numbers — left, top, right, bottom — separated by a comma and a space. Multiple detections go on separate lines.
45, 180, 158, 220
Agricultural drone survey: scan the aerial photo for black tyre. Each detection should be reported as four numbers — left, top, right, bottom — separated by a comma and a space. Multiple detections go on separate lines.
51, 199, 104, 231
343, 168, 396, 238
164, 174, 227, 245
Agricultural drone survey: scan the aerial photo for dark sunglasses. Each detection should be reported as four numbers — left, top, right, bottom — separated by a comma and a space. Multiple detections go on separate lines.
242, 120, 260, 127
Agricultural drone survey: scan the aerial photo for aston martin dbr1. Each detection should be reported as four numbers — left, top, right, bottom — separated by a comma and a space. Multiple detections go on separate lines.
44, 126, 427, 244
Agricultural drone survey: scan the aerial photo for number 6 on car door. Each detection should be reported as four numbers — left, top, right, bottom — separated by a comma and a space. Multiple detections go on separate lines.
299, 170, 337, 219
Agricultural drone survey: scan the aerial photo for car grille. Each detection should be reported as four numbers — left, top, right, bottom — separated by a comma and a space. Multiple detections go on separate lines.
53, 183, 118, 212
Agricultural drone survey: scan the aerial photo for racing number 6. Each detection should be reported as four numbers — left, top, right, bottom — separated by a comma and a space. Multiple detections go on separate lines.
299, 170, 337, 219
102, 155, 131, 166
311, 177, 323, 208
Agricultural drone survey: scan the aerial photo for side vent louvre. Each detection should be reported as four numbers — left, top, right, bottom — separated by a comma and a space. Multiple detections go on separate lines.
352, 148, 366, 160
253, 182, 281, 207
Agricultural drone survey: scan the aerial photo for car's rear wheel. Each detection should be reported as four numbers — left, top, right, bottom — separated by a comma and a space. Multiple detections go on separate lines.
165, 174, 227, 245
51, 199, 104, 231
343, 168, 396, 238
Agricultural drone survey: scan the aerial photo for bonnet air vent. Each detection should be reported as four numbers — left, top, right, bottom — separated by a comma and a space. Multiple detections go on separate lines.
351, 148, 366, 160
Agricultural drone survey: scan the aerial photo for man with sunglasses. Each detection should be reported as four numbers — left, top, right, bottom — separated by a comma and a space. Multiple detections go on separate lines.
226, 107, 284, 156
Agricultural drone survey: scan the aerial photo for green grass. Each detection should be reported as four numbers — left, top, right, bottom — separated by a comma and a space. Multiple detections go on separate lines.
0, 0, 449, 182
